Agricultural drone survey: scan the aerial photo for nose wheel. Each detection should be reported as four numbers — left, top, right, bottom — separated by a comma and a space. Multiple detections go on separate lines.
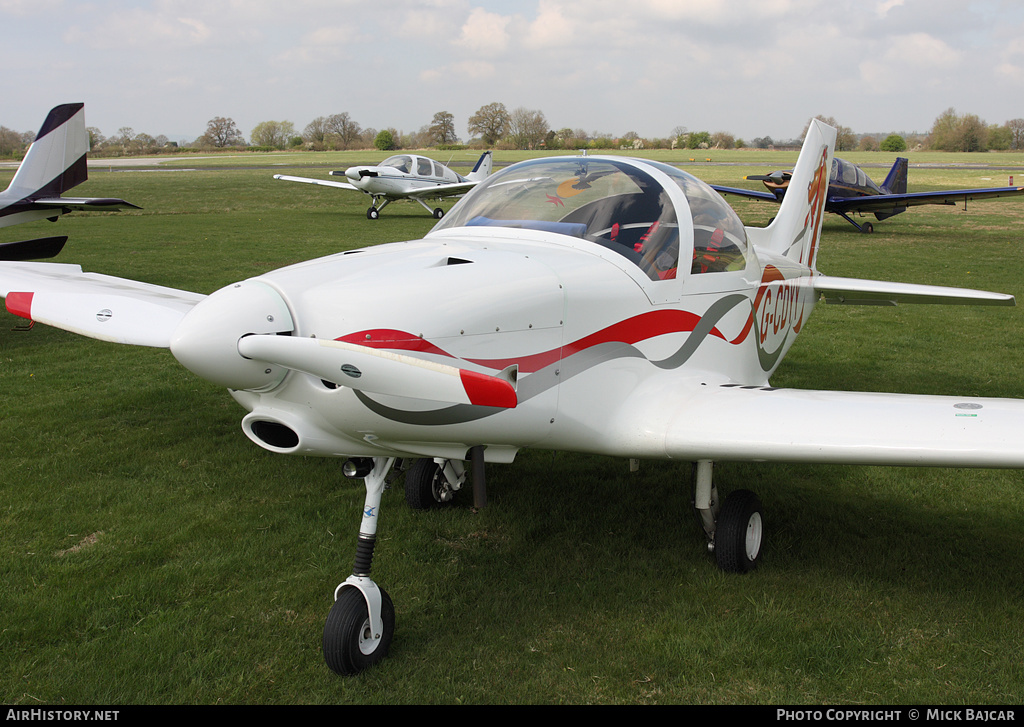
323, 583, 395, 675
366, 197, 390, 219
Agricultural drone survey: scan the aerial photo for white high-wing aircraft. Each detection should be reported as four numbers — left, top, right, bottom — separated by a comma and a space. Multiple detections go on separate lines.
274, 150, 492, 219
0, 103, 138, 260
2, 120, 1023, 676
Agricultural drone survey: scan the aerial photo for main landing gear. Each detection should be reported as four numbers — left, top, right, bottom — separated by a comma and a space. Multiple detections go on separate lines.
365, 197, 445, 220
323, 455, 760, 675
838, 211, 874, 234
412, 197, 445, 219
692, 460, 764, 573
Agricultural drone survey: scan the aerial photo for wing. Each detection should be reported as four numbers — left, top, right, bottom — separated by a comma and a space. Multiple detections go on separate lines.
0, 261, 204, 347
829, 187, 1024, 215
405, 180, 480, 200
273, 174, 358, 191
611, 378, 1024, 469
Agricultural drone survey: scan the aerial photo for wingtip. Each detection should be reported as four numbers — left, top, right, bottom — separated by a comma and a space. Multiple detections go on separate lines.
5, 291, 34, 320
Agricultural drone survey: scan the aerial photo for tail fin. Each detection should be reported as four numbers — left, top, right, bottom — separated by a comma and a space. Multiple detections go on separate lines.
880, 157, 908, 195
466, 151, 493, 182
2, 103, 89, 201
760, 119, 836, 271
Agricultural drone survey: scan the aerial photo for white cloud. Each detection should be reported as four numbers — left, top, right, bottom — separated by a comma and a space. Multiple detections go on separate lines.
454, 7, 512, 55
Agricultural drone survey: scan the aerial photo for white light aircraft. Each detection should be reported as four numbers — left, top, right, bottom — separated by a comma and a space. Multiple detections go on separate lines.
3, 120, 1023, 676
0, 103, 138, 260
274, 150, 492, 219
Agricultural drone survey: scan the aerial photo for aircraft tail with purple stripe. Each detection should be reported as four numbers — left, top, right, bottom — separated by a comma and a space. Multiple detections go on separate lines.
0, 104, 138, 260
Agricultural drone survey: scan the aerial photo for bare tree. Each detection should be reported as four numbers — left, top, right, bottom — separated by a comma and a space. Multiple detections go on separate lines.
468, 102, 510, 146
429, 111, 458, 145
802, 115, 856, 151
303, 116, 329, 147
508, 107, 548, 150
202, 117, 244, 147
1007, 118, 1024, 150
325, 112, 361, 150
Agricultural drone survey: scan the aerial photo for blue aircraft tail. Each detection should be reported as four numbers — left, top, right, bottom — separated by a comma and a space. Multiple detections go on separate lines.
875, 157, 909, 221
880, 158, 908, 195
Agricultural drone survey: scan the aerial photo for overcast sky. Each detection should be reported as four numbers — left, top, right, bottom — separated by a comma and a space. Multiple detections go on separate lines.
2, 0, 1023, 145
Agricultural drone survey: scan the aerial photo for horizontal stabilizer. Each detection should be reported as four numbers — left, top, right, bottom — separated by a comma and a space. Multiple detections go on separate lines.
237, 334, 518, 408
0, 236, 67, 261
710, 184, 781, 203
30, 197, 141, 211
0, 262, 204, 347
810, 274, 1015, 306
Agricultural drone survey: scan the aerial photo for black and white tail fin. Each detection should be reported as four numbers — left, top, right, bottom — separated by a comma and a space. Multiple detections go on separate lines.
466, 151, 493, 182
2, 103, 89, 201
760, 119, 836, 271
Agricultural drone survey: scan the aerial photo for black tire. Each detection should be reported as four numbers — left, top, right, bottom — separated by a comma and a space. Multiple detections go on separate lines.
323, 586, 395, 676
367, 207, 379, 220
433, 207, 444, 219
715, 489, 764, 573
404, 458, 455, 510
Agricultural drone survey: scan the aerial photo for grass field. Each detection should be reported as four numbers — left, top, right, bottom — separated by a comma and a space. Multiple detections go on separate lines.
2, 150, 1024, 705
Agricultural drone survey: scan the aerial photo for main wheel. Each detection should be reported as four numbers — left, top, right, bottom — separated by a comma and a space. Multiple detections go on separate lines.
404, 458, 456, 510
367, 207, 379, 220
715, 489, 764, 573
433, 207, 445, 219
323, 586, 395, 675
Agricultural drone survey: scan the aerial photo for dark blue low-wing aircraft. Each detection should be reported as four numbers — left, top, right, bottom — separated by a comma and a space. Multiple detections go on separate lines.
712, 156, 1024, 233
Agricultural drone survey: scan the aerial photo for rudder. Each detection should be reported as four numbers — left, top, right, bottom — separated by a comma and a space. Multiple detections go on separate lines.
3, 103, 89, 200
761, 119, 837, 271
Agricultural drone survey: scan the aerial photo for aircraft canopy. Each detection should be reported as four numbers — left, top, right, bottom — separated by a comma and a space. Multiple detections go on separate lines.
433, 156, 747, 281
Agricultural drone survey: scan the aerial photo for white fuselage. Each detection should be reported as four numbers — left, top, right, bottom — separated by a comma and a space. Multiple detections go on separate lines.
345, 155, 463, 200
206, 226, 814, 464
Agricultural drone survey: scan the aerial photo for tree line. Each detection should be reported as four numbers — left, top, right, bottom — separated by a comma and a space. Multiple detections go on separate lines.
2, 103, 1023, 159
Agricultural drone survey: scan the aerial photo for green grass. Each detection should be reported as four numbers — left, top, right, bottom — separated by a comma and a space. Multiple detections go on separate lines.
2, 156, 1024, 704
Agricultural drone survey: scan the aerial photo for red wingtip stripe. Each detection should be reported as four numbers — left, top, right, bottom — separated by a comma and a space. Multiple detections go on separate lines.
5, 292, 34, 320
460, 370, 517, 408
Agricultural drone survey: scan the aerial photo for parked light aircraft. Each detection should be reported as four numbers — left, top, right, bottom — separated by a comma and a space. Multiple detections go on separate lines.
274, 151, 493, 219
3, 120, 1024, 676
0, 103, 138, 260
712, 156, 1024, 233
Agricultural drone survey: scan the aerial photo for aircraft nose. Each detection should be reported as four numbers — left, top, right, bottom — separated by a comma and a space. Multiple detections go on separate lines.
345, 166, 378, 181
169, 280, 294, 391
